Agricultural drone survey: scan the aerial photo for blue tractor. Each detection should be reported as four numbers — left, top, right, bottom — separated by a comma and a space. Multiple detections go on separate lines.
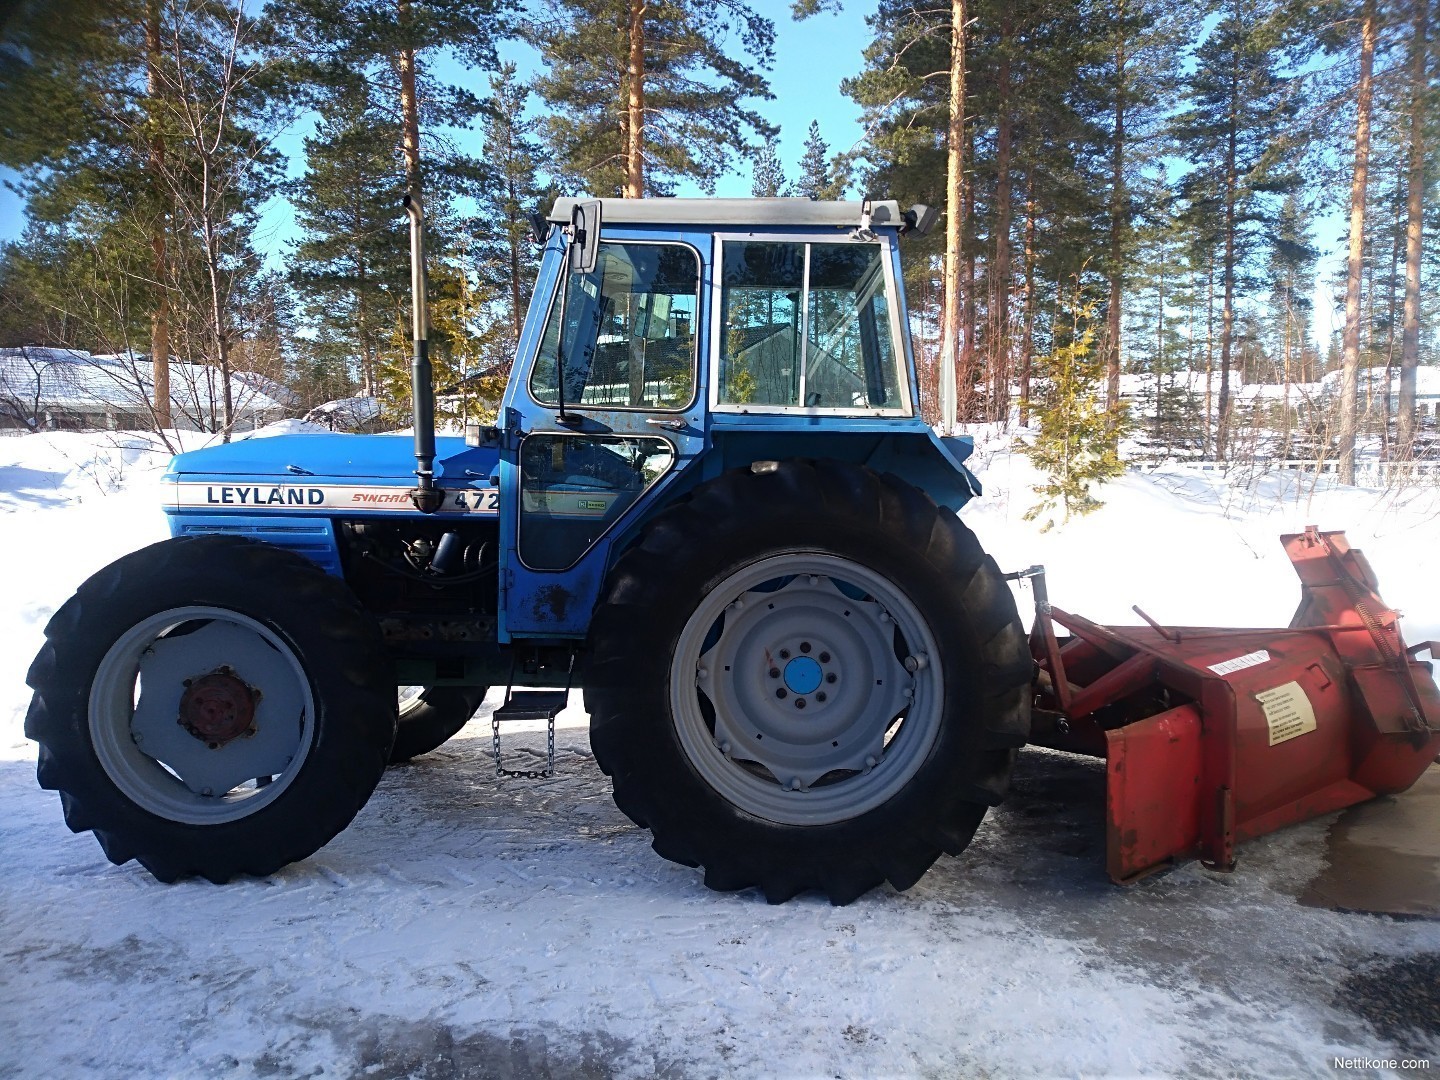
26, 197, 1031, 904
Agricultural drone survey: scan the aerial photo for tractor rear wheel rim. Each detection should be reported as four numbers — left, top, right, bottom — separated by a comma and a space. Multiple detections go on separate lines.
90, 606, 316, 824
671, 552, 942, 826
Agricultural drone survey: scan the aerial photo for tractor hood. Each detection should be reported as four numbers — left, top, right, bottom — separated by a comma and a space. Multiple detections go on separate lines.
166, 433, 486, 482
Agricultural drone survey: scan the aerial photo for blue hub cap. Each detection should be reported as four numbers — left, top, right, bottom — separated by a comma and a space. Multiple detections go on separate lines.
783, 655, 824, 695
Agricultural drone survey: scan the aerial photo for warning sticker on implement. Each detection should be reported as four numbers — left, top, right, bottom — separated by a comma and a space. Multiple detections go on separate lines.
1209, 650, 1271, 676
1255, 681, 1317, 746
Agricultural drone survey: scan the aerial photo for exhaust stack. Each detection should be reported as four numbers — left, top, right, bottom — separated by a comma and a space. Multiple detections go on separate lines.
404, 193, 443, 513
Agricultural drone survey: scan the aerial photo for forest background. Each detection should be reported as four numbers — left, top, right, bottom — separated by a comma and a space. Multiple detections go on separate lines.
0, 0, 1434, 485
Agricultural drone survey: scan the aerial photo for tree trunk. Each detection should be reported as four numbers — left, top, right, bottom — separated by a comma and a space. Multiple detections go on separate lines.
1105, 9, 1127, 421
1154, 236, 1165, 443
1215, 25, 1250, 463
1381, 171, 1404, 461
199, 156, 235, 440
145, 0, 170, 430
1018, 181, 1037, 425
508, 180, 524, 348
1339, 0, 1376, 485
961, 156, 977, 420
990, 18, 1014, 424
1398, 0, 1427, 458
356, 254, 374, 396
1281, 271, 1293, 457
1218, 120, 1237, 461
939, 0, 967, 431
625, 0, 646, 198
1204, 250, 1215, 458
397, 0, 422, 196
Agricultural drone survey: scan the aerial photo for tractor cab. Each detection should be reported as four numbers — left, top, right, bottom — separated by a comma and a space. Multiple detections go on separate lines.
491, 197, 977, 639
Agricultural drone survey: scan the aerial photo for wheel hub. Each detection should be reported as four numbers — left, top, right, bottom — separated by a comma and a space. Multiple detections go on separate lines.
178, 667, 259, 748
782, 655, 824, 696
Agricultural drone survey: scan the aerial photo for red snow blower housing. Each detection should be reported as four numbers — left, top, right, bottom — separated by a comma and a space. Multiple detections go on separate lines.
1016, 527, 1440, 883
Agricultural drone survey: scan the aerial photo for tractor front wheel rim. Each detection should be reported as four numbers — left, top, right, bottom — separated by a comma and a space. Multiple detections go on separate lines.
89, 606, 316, 824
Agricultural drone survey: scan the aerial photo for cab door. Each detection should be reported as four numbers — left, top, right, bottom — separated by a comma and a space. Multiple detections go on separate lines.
499, 231, 709, 640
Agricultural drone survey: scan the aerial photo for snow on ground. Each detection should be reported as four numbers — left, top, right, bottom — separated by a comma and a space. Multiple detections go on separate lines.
1, 427, 1438, 1078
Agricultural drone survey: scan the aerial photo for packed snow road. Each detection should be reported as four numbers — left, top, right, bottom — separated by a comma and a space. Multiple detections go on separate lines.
1, 431, 1437, 1078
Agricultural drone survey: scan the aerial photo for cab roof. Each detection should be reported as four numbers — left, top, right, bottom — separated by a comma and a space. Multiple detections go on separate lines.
547, 197, 905, 231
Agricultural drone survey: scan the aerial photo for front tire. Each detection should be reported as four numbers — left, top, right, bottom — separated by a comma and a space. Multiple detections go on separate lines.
586, 459, 1031, 904
25, 535, 397, 883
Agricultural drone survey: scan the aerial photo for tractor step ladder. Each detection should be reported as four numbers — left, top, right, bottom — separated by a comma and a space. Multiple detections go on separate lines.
491, 654, 574, 779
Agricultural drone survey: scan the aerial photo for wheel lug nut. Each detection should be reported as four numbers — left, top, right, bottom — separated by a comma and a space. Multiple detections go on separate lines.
779, 649, 790, 659
800, 642, 811, 653
776, 688, 787, 699
795, 698, 806, 709
819, 652, 830, 663
769, 667, 780, 679
816, 692, 827, 702
826, 673, 837, 684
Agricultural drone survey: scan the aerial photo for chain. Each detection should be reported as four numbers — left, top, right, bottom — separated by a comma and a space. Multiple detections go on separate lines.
491, 712, 556, 780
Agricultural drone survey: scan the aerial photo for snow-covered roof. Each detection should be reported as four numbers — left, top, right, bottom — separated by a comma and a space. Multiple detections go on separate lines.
303, 395, 381, 421
0, 346, 287, 417
1119, 367, 1440, 402
301, 395, 383, 431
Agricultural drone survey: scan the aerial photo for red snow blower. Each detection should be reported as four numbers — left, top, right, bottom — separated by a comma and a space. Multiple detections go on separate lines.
1014, 527, 1440, 883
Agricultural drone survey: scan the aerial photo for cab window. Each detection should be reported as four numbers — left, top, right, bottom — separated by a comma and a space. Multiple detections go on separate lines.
717, 240, 904, 412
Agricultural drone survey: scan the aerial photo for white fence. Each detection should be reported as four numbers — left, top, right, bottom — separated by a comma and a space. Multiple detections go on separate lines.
1133, 459, 1440, 487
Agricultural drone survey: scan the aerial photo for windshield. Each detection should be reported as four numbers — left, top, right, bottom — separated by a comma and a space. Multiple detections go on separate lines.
530, 241, 701, 410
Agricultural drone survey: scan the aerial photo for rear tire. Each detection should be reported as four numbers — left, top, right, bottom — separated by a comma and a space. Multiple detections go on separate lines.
586, 459, 1031, 904
25, 534, 396, 883
390, 685, 488, 763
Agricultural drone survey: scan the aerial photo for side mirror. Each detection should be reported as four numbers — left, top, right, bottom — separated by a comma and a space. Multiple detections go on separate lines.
568, 199, 602, 274
528, 210, 550, 247
902, 203, 940, 237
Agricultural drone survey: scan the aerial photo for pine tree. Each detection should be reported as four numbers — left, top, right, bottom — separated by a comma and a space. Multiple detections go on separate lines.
524, 0, 776, 197
1268, 197, 1317, 371
271, 0, 507, 188
1089, 0, 1199, 423
289, 76, 407, 397
750, 134, 788, 197
2, 0, 285, 438
472, 63, 550, 360
1396, 0, 1429, 456
796, 120, 847, 199
1022, 297, 1125, 529
1335, 0, 1378, 483
276, 0, 512, 421
1172, 0, 1297, 460
1, 0, 171, 418
1125, 169, 1201, 451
